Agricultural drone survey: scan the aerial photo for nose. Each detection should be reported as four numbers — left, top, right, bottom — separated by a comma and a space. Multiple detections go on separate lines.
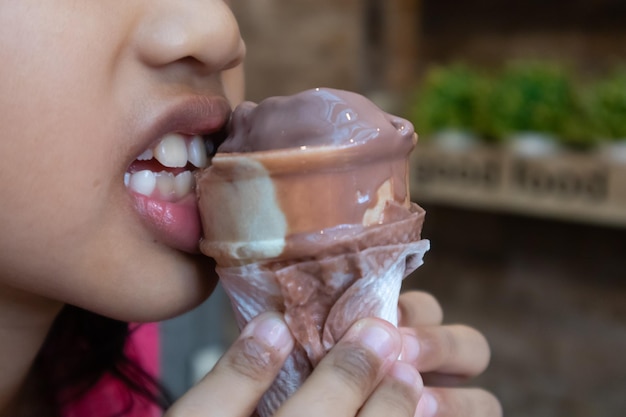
134, 0, 245, 73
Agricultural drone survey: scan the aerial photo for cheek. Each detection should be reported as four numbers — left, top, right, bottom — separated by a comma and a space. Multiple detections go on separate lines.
0, 129, 121, 303
0, 6, 125, 310
0, 33, 123, 244
0, 59, 124, 296
0, 101, 120, 245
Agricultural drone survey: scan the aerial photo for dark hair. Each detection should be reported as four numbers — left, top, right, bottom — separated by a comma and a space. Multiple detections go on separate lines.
28, 305, 173, 417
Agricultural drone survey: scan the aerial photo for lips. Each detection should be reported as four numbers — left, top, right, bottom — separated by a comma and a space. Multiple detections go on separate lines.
126, 96, 231, 253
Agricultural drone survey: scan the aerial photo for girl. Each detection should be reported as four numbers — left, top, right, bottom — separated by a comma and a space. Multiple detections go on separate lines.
0, 1, 500, 416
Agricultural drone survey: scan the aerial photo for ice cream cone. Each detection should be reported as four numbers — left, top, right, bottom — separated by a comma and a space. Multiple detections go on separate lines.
196, 88, 429, 417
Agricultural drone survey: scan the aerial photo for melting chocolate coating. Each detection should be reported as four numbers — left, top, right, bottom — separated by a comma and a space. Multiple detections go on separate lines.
219, 88, 415, 155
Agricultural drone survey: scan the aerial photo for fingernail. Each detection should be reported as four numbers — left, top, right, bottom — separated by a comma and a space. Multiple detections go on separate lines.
347, 320, 396, 358
243, 313, 292, 348
416, 390, 438, 417
400, 331, 420, 363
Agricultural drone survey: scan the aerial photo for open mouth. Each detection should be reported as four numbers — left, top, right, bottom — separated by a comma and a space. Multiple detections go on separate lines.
122, 95, 232, 253
124, 127, 227, 253
125, 131, 225, 200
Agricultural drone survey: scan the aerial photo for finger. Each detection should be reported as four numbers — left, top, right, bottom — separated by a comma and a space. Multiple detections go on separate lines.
398, 291, 444, 327
416, 387, 502, 417
358, 361, 423, 417
399, 325, 490, 378
276, 318, 402, 417
165, 312, 294, 417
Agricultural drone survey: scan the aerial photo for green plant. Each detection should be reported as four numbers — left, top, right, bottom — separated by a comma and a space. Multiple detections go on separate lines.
558, 106, 597, 150
556, 87, 598, 150
483, 61, 578, 142
586, 68, 626, 141
409, 64, 487, 138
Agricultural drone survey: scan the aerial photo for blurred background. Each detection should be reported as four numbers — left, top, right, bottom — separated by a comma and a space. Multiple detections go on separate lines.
161, 1, 626, 416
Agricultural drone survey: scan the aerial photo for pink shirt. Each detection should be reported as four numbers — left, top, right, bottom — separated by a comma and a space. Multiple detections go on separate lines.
62, 323, 162, 417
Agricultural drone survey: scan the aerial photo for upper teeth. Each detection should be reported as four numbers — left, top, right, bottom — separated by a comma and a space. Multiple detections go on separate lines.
125, 133, 210, 201
148, 133, 209, 169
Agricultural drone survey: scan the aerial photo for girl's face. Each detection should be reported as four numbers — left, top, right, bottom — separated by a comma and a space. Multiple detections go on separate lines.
0, 1, 245, 321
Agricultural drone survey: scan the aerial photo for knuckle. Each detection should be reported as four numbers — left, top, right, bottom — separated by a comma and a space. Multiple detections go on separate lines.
219, 336, 284, 382
327, 345, 381, 395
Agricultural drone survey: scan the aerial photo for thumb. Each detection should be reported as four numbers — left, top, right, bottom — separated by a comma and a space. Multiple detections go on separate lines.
166, 312, 294, 417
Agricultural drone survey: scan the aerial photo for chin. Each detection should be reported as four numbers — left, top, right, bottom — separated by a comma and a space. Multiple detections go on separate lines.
72, 251, 219, 323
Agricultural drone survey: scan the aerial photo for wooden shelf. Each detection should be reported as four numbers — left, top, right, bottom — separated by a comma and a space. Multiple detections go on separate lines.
410, 142, 626, 228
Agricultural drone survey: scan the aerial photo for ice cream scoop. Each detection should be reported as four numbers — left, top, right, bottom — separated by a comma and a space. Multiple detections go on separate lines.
197, 88, 429, 417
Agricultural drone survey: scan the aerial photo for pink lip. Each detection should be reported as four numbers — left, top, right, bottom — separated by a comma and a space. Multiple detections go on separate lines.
132, 192, 202, 253
128, 95, 232, 253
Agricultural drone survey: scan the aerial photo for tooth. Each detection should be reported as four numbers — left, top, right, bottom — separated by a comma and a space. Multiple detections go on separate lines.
174, 171, 194, 197
187, 135, 208, 168
154, 134, 188, 168
129, 170, 156, 196
137, 149, 154, 161
124, 172, 130, 187
155, 171, 176, 200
